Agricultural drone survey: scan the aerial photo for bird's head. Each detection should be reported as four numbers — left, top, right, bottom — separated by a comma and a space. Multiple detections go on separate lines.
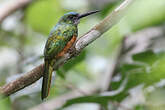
58, 10, 99, 25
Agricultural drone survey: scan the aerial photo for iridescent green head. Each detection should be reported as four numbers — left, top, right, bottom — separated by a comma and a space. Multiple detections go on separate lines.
58, 10, 99, 25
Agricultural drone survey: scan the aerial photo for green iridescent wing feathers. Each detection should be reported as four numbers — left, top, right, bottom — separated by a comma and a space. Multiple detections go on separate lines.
44, 35, 65, 59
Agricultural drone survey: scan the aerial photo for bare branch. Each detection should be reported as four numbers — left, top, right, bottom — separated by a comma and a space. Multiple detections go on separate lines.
100, 37, 128, 92
0, 0, 33, 23
0, 64, 44, 96
0, 0, 133, 98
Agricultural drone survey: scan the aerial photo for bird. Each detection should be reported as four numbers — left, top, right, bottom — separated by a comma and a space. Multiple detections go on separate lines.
42, 10, 99, 100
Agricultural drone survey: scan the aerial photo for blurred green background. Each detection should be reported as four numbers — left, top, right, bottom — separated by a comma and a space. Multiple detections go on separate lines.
0, 0, 165, 110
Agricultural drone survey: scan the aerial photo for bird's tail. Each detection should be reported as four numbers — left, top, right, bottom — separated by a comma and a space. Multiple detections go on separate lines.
41, 60, 53, 100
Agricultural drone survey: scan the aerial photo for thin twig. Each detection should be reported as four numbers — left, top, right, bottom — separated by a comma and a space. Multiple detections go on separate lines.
62, 81, 88, 95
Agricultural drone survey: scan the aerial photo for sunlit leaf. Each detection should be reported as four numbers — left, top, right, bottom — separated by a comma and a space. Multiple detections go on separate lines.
132, 50, 158, 65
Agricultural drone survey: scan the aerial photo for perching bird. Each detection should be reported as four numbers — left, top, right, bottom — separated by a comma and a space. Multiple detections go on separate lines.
42, 10, 99, 100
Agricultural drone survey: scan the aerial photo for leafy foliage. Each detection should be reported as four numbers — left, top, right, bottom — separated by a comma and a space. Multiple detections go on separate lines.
59, 50, 165, 109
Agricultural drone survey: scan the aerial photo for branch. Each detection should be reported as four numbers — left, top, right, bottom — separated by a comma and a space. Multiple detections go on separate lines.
100, 37, 128, 92
0, 0, 133, 97
0, 0, 33, 23
0, 64, 44, 96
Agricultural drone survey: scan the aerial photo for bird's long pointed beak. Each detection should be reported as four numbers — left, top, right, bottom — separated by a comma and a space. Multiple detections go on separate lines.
78, 10, 100, 19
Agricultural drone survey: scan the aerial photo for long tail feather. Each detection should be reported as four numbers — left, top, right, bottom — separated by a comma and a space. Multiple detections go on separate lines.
41, 60, 53, 100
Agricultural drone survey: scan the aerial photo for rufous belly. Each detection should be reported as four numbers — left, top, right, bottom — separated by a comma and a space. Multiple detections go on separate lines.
56, 35, 77, 58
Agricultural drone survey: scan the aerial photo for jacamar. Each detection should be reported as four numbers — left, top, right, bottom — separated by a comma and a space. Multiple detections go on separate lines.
42, 10, 99, 100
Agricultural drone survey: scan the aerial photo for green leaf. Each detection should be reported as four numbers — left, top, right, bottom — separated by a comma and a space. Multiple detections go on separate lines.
61, 93, 128, 109
0, 97, 11, 110
132, 50, 158, 65
134, 105, 146, 110
121, 63, 144, 73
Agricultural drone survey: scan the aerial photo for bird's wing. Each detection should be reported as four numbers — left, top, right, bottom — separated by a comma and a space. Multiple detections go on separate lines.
44, 24, 78, 60
42, 35, 67, 100
42, 33, 75, 100
44, 35, 67, 60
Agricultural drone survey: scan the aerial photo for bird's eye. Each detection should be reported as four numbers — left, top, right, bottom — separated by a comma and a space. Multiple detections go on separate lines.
68, 16, 74, 19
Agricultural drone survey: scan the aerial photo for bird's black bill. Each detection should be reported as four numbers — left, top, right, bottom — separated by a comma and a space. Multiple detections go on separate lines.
78, 10, 100, 19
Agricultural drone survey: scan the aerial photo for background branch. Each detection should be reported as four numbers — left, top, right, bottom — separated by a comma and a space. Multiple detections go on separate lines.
0, 0, 133, 98
100, 37, 128, 92
0, 0, 33, 23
